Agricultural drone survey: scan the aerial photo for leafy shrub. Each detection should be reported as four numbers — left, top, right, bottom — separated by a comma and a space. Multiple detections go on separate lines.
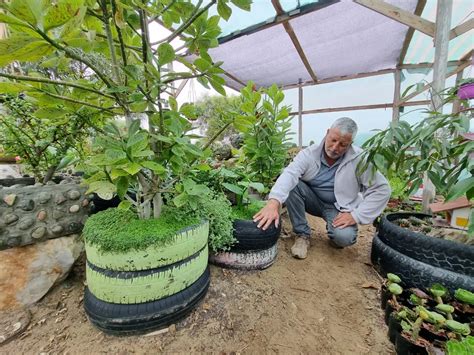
172, 192, 235, 252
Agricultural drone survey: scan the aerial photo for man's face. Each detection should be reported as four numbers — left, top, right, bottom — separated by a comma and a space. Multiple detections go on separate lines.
324, 128, 353, 160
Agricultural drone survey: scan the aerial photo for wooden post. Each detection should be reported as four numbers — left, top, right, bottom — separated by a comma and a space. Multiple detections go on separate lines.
392, 69, 401, 122
451, 70, 464, 114
422, 0, 453, 213
298, 78, 303, 148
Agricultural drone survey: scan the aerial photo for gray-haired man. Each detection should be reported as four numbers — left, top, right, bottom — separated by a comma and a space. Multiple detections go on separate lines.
253, 117, 391, 259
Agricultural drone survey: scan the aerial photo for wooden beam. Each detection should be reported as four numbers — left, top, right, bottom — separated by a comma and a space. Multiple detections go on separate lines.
218, 0, 338, 44
399, 59, 466, 69
288, 100, 430, 116
271, 0, 317, 82
451, 70, 464, 114
449, 18, 474, 40
222, 70, 246, 87
397, 60, 470, 105
283, 68, 395, 90
173, 79, 189, 98
354, 0, 435, 38
398, 0, 427, 65
298, 79, 303, 148
392, 69, 401, 122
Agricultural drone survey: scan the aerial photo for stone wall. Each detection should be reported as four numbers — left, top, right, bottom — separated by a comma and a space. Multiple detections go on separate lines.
0, 180, 89, 250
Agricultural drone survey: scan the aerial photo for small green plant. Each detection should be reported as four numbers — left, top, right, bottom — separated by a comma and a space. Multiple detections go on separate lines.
446, 335, 474, 355
444, 320, 471, 339
386, 273, 403, 307
430, 283, 448, 304
454, 289, 474, 305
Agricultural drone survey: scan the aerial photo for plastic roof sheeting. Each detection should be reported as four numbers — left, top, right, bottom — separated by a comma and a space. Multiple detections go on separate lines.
204, 0, 472, 90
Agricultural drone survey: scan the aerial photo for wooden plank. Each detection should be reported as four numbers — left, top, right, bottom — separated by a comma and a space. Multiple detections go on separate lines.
298, 79, 303, 148
283, 68, 395, 90
392, 69, 401, 122
451, 70, 464, 114
173, 79, 189, 98
397, 60, 470, 105
398, 0, 427, 65
288, 100, 430, 116
354, 0, 435, 38
399, 60, 465, 69
449, 18, 474, 40
272, 0, 317, 82
422, 0, 453, 213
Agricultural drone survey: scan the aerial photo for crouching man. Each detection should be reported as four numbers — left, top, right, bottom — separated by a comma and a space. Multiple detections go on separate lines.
253, 117, 391, 259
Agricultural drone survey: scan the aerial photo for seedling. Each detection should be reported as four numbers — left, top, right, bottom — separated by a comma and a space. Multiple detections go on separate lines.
429, 284, 448, 304
454, 289, 474, 306
435, 304, 454, 320
444, 320, 471, 340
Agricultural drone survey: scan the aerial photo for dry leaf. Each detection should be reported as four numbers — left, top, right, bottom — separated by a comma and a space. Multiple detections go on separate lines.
361, 282, 379, 290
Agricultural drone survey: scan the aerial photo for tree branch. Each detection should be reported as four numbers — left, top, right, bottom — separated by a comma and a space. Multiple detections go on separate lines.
0, 72, 115, 99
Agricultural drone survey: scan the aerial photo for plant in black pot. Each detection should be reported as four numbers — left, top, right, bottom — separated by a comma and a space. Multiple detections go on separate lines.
364, 83, 473, 292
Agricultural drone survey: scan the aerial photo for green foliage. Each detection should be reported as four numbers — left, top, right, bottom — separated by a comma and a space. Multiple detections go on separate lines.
445, 320, 471, 336
171, 192, 236, 253
235, 82, 293, 189
82, 207, 200, 253
446, 336, 474, 355
231, 200, 265, 220
0, 95, 98, 182
359, 84, 473, 233
388, 283, 403, 296
0, 0, 251, 220
194, 95, 241, 140
454, 289, 474, 305
389, 176, 409, 200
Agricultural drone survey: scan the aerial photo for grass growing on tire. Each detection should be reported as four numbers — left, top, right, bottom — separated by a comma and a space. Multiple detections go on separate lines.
231, 200, 266, 220
83, 207, 200, 253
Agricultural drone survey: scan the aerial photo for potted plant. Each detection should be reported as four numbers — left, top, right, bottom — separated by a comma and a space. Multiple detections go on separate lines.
0, 0, 251, 334
364, 83, 474, 291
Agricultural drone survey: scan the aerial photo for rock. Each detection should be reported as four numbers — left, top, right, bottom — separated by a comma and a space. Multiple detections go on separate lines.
52, 209, 65, 220
66, 222, 82, 234
51, 225, 64, 235
18, 218, 35, 230
55, 194, 67, 205
3, 194, 16, 206
67, 190, 81, 200
31, 227, 46, 239
37, 210, 47, 221
37, 192, 51, 204
4, 214, 19, 225
46, 181, 55, 186
18, 199, 34, 212
69, 205, 80, 213
59, 178, 73, 185
0, 236, 84, 310
34, 182, 44, 187
82, 199, 89, 207
6, 237, 21, 248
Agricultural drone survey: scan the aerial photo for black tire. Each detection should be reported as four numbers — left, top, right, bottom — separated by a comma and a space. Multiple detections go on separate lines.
371, 234, 474, 293
84, 267, 210, 336
231, 219, 280, 252
378, 212, 474, 277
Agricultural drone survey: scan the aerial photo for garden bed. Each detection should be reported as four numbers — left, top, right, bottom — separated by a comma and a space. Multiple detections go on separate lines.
0, 215, 393, 353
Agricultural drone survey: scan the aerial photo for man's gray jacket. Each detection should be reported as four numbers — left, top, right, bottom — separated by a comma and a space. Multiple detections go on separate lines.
268, 138, 391, 225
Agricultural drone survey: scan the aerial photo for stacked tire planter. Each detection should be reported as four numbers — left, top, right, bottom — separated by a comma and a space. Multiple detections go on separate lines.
371, 212, 474, 293
84, 220, 210, 335
209, 219, 281, 270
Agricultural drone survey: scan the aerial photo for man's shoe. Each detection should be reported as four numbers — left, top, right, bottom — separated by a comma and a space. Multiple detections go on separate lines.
328, 239, 343, 249
291, 237, 310, 259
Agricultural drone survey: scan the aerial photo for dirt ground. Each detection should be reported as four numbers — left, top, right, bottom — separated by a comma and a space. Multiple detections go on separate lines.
1, 214, 393, 354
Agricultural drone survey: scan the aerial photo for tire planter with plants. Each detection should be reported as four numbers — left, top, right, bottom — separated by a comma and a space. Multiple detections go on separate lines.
210, 217, 281, 270
378, 212, 474, 277
371, 234, 474, 292
83, 209, 210, 335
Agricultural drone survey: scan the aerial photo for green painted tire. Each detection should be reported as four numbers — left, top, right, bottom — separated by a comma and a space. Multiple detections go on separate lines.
86, 245, 208, 304
85, 221, 209, 271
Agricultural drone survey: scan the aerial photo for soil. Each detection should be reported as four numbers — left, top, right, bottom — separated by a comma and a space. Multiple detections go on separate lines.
393, 216, 471, 245
1, 214, 393, 354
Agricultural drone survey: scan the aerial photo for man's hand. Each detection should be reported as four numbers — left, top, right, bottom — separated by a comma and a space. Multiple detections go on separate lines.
332, 212, 356, 229
253, 199, 280, 230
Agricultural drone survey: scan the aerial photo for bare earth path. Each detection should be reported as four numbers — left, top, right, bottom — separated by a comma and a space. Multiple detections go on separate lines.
1, 214, 393, 354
